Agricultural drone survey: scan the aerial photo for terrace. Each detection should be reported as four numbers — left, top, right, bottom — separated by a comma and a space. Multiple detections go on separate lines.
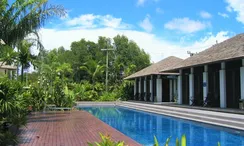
19, 110, 140, 146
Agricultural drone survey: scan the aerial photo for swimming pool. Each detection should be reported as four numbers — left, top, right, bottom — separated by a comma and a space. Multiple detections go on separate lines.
80, 106, 244, 146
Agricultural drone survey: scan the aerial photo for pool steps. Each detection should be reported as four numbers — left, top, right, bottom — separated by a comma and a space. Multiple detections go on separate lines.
117, 101, 244, 131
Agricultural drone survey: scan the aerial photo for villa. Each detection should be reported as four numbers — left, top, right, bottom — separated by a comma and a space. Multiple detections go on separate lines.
126, 33, 244, 109
124, 56, 183, 102
0, 62, 17, 79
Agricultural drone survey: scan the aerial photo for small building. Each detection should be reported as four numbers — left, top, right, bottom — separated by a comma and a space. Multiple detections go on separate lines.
161, 33, 244, 109
0, 62, 17, 79
124, 56, 183, 102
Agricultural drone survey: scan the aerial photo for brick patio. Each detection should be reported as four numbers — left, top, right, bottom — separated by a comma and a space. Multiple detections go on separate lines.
19, 111, 141, 146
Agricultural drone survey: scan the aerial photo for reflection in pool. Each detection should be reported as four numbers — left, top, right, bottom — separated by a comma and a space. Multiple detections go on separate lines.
80, 106, 244, 146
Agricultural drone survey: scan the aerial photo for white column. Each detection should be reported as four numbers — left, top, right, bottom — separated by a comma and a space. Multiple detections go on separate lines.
150, 78, 153, 101
203, 65, 209, 102
173, 79, 177, 101
170, 80, 173, 102
134, 78, 137, 98
138, 78, 141, 94
178, 70, 183, 104
9, 70, 13, 80
156, 75, 162, 102
220, 62, 226, 108
241, 59, 244, 100
189, 68, 194, 105
144, 77, 147, 101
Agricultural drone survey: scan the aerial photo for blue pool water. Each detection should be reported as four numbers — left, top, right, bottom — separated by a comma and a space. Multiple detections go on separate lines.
80, 106, 244, 146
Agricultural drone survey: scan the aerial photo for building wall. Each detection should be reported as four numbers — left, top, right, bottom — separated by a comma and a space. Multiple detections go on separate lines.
194, 66, 204, 106
162, 78, 170, 102
226, 60, 241, 108
179, 58, 243, 109
208, 63, 220, 107
0, 68, 7, 75
182, 69, 190, 105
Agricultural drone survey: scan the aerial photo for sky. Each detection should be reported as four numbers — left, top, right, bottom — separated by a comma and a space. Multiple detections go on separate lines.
39, 0, 244, 63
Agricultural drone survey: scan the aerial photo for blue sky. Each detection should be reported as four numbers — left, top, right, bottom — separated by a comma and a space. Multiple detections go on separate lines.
39, 0, 244, 62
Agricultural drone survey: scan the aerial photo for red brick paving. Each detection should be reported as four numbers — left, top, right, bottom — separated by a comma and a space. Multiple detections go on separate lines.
19, 111, 141, 146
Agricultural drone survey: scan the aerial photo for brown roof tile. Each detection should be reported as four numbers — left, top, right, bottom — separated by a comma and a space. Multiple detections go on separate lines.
161, 33, 244, 72
0, 62, 17, 70
124, 56, 183, 80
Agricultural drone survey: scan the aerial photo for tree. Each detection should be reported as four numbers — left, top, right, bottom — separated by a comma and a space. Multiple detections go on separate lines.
56, 63, 73, 81
0, 45, 18, 66
17, 40, 36, 83
0, 0, 66, 47
80, 60, 105, 87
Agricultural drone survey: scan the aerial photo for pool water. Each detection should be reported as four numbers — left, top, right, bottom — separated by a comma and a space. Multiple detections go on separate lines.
80, 106, 244, 146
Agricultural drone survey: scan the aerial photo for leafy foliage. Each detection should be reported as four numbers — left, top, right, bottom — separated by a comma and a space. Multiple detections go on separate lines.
88, 133, 124, 146
0, 77, 28, 145
0, 0, 66, 46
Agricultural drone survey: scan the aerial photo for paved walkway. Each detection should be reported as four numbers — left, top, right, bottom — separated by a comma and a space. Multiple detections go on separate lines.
19, 111, 141, 146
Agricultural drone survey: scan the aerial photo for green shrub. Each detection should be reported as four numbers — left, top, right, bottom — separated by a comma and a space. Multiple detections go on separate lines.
154, 134, 221, 146
84, 90, 99, 101
113, 81, 133, 101
88, 133, 124, 146
0, 77, 28, 145
99, 92, 117, 101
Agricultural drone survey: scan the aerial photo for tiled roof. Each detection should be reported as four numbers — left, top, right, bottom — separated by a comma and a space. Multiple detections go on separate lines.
0, 62, 17, 70
161, 33, 244, 72
124, 56, 183, 80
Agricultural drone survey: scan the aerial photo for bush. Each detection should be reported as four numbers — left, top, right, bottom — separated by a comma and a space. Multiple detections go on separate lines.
99, 92, 117, 101
0, 77, 28, 145
113, 81, 133, 101
88, 133, 124, 146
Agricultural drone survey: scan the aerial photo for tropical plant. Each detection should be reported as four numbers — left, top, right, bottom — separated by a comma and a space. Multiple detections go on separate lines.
114, 81, 133, 101
153, 135, 186, 146
80, 60, 105, 86
17, 40, 37, 82
0, 0, 66, 46
63, 85, 75, 107
154, 134, 221, 146
28, 83, 47, 111
56, 63, 73, 81
88, 133, 124, 146
0, 45, 18, 66
99, 92, 117, 101
0, 77, 28, 145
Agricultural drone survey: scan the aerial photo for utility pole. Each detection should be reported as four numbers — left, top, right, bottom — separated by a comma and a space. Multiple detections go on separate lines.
101, 48, 114, 92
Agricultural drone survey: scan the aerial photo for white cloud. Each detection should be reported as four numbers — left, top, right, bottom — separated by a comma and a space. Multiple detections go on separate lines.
226, 5, 233, 12
225, 0, 244, 24
38, 27, 230, 62
137, 0, 159, 6
99, 15, 122, 28
200, 11, 212, 19
66, 14, 97, 28
218, 12, 229, 18
66, 14, 129, 29
139, 15, 153, 32
137, 0, 146, 6
156, 8, 164, 14
164, 17, 210, 33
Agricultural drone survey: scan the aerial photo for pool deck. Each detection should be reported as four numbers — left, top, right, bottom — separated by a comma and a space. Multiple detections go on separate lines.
19, 110, 141, 146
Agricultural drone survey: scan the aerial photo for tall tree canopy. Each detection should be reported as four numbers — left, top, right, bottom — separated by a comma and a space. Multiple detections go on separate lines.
39, 35, 151, 86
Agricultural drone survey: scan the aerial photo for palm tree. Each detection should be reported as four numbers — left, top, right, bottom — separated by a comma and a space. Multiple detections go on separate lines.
0, 0, 66, 46
80, 60, 105, 87
17, 40, 36, 83
0, 45, 18, 66
56, 63, 73, 81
